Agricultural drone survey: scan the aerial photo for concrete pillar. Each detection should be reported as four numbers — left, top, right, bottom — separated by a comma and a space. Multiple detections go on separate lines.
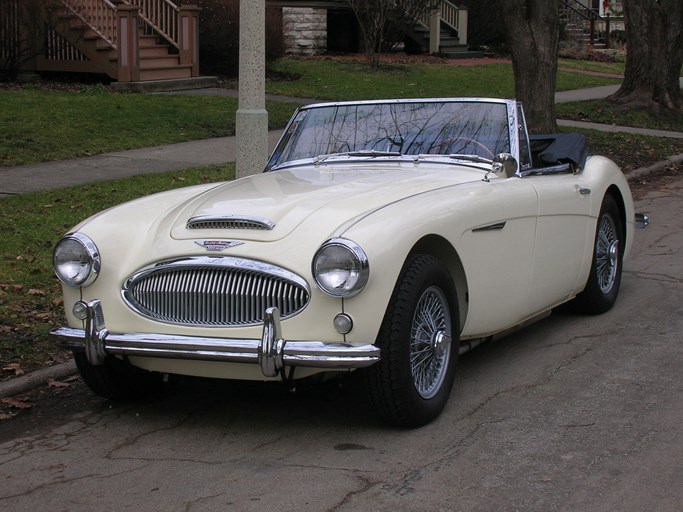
236, 0, 269, 179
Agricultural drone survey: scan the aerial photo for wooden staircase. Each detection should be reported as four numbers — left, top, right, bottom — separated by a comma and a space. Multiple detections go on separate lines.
559, 0, 611, 49
407, 2, 482, 59
39, 0, 200, 82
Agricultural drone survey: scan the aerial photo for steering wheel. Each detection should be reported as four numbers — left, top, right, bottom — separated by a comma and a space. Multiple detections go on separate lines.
430, 137, 494, 159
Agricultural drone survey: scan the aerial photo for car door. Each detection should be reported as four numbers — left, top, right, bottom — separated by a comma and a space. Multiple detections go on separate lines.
455, 176, 540, 337
525, 174, 593, 314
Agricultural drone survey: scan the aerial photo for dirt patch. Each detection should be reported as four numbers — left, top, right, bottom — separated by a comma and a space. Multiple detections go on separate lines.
629, 162, 683, 200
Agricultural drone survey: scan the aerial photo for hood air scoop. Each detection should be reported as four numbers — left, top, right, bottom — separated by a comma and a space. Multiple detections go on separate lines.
187, 215, 275, 231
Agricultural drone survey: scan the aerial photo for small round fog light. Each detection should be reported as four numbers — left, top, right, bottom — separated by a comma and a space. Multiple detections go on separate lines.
333, 313, 353, 335
72, 301, 89, 320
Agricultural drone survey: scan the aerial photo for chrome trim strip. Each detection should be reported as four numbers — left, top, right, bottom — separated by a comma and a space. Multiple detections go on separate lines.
187, 215, 275, 231
472, 221, 506, 232
50, 301, 380, 376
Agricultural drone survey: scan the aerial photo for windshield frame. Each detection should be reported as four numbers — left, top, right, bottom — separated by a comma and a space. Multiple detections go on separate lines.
265, 98, 523, 172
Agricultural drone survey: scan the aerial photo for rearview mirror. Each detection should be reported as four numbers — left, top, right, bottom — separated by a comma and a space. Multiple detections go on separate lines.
492, 153, 518, 178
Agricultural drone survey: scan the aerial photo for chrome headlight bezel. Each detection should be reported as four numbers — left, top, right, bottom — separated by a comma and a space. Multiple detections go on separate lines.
53, 233, 101, 287
312, 238, 369, 298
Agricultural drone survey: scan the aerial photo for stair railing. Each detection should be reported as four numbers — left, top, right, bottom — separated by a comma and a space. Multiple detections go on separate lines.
440, 0, 466, 45
60, 0, 119, 48
123, 0, 200, 75
559, 0, 610, 48
125, 0, 179, 49
419, 1, 468, 53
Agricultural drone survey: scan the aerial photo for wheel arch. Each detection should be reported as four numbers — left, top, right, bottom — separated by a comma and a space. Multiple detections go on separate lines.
407, 234, 469, 333
605, 184, 627, 242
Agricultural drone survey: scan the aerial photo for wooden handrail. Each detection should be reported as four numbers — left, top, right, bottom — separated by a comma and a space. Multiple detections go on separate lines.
124, 0, 180, 49
560, 0, 602, 21
60, 0, 119, 48
418, 1, 468, 51
559, 0, 610, 48
439, 0, 460, 33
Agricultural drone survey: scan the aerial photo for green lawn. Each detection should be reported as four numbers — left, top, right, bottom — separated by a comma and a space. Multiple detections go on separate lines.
265, 59, 621, 101
0, 90, 298, 167
0, 57, 630, 169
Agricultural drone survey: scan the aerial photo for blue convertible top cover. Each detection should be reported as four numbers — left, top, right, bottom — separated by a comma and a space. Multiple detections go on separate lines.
529, 133, 589, 169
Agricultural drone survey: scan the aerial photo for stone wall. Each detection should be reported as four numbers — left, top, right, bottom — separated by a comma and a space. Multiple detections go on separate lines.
283, 7, 327, 55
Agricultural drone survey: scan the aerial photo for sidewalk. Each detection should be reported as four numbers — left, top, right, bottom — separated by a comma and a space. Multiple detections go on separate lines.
1, 84, 683, 197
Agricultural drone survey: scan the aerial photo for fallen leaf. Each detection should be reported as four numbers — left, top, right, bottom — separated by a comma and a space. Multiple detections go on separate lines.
2, 363, 24, 376
0, 397, 32, 409
0, 413, 15, 420
28, 289, 48, 296
47, 379, 71, 389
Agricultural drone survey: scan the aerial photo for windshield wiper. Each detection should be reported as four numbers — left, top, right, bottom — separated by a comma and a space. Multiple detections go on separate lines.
314, 150, 402, 165
412, 153, 493, 167
446, 154, 493, 164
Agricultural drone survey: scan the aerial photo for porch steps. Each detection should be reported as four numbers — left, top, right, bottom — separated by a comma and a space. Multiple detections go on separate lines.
410, 25, 483, 59
48, 4, 195, 82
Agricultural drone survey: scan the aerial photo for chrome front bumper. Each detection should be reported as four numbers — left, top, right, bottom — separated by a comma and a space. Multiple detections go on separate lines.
50, 300, 380, 378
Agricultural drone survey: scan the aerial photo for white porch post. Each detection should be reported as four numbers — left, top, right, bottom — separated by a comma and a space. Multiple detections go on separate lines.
236, 0, 268, 178
429, 8, 440, 54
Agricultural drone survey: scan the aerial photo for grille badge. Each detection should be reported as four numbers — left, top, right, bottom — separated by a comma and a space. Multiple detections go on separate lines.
194, 240, 244, 252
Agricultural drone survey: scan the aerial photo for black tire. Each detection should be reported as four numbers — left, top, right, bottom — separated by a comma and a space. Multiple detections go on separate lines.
573, 194, 624, 314
74, 352, 164, 400
365, 254, 459, 427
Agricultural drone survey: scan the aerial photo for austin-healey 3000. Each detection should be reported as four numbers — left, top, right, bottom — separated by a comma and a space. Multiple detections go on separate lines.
50, 98, 647, 426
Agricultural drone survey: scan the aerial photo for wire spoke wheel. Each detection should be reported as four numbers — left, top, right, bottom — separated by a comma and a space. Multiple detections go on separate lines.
410, 286, 452, 399
365, 254, 459, 427
572, 194, 624, 315
595, 215, 619, 294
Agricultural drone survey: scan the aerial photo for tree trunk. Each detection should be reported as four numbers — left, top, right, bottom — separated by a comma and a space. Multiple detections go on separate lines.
608, 0, 683, 112
496, 0, 560, 134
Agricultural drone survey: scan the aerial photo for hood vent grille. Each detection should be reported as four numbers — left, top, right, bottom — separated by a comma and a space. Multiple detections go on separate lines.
187, 215, 275, 231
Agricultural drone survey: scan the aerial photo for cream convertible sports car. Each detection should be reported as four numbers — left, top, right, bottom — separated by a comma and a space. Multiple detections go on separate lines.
51, 98, 647, 427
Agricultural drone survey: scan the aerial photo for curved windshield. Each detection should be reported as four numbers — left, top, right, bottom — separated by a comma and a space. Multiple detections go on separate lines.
268, 100, 511, 169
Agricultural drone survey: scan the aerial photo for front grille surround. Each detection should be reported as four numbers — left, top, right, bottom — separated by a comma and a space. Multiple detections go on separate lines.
122, 257, 310, 327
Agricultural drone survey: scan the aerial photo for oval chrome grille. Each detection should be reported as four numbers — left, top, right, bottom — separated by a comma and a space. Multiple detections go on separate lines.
123, 257, 309, 326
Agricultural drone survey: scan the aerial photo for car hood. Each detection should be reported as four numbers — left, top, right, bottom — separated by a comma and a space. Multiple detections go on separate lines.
168, 162, 483, 242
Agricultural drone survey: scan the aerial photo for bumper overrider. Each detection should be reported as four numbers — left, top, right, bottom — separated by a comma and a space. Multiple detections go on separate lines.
50, 299, 381, 378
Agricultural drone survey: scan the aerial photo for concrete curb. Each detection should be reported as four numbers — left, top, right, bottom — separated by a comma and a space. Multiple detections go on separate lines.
0, 360, 77, 399
625, 153, 683, 181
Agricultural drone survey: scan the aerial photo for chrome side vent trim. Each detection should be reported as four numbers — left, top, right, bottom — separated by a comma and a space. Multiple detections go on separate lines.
187, 215, 275, 231
122, 257, 309, 327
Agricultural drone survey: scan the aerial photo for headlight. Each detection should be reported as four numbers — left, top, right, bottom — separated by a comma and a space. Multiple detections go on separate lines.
53, 233, 101, 287
312, 238, 369, 297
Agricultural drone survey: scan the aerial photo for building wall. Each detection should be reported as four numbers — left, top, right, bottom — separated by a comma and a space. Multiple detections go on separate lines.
283, 7, 327, 55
